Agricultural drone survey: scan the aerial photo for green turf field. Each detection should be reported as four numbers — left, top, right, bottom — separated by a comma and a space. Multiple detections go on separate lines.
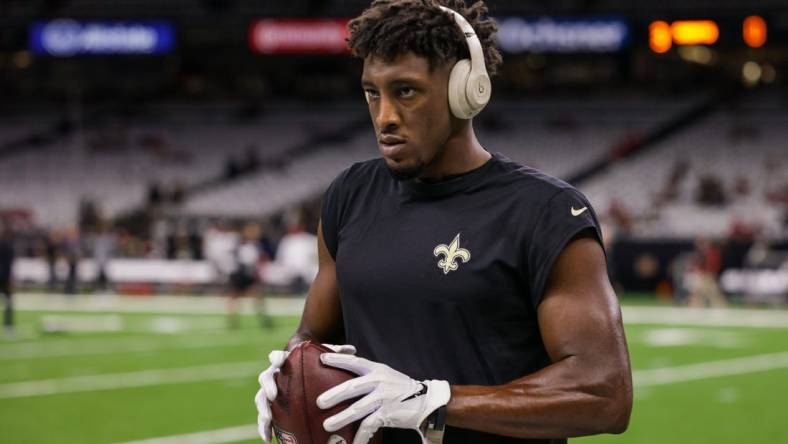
1, 300, 786, 444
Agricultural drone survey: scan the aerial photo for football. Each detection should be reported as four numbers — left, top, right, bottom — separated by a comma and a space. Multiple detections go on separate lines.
271, 341, 381, 444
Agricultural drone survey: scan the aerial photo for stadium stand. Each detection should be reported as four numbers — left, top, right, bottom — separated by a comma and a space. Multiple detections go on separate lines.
476, 97, 696, 179
580, 95, 788, 239
2, 94, 784, 244
178, 96, 698, 218
180, 132, 376, 218
0, 103, 359, 226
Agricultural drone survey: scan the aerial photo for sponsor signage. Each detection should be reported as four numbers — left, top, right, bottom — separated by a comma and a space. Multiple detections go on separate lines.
649, 19, 720, 53
249, 19, 350, 54
30, 19, 175, 56
497, 17, 630, 53
670, 20, 720, 45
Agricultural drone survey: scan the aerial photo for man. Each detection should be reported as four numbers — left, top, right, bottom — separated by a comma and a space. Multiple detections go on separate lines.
0, 223, 14, 337
92, 220, 115, 293
62, 225, 81, 295
45, 228, 60, 292
256, 1, 632, 443
227, 222, 271, 329
687, 237, 726, 308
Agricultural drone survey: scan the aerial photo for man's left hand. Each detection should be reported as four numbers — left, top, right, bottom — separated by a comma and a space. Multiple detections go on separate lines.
317, 353, 451, 444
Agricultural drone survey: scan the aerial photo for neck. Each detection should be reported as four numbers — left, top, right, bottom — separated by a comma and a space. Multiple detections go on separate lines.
419, 122, 490, 181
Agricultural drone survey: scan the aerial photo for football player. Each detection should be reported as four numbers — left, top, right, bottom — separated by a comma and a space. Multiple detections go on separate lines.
256, 1, 632, 443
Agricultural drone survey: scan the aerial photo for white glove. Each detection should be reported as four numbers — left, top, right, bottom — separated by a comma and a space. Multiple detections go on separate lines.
255, 343, 357, 443
317, 353, 451, 444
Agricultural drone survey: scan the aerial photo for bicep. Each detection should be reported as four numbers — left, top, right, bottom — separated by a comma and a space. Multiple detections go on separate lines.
537, 232, 628, 368
294, 220, 345, 346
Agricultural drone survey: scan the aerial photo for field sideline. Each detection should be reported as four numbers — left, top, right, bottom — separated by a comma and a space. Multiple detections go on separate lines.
1, 294, 787, 444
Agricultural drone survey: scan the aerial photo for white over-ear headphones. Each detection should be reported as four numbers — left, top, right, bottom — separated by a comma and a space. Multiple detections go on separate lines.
439, 5, 492, 119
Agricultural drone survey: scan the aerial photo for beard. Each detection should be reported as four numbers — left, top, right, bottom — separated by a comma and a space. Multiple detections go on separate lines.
385, 161, 426, 181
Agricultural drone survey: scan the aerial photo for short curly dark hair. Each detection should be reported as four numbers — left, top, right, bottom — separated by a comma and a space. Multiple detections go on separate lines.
347, 0, 502, 76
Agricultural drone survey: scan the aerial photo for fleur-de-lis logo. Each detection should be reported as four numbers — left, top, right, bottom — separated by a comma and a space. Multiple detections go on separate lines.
433, 233, 471, 274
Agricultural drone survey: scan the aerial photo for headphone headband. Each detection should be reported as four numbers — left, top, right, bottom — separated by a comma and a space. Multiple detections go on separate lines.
438, 5, 491, 118
438, 6, 487, 78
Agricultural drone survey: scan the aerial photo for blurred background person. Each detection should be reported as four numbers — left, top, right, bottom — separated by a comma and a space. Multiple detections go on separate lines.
204, 220, 239, 286
687, 237, 728, 308
91, 220, 115, 293
227, 221, 271, 329
44, 228, 61, 292
261, 211, 318, 293
0, 222, 14, 338
62, 225, 81, 296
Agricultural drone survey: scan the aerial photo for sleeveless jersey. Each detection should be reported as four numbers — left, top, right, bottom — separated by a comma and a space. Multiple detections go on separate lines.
321, 153, 602, 444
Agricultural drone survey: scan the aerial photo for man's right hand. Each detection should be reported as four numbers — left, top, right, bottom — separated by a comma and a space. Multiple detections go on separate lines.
255, 344, 357, 442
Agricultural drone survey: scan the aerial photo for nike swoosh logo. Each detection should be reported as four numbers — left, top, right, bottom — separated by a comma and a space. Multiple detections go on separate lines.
571, 206, 588, 217
401, 383, 428, 402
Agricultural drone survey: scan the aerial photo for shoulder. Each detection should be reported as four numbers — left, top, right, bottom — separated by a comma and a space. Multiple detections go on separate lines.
328, 157, 387, 194
492, 154, 589, 208
321, 158, 388, 257
322, 157, 388, 223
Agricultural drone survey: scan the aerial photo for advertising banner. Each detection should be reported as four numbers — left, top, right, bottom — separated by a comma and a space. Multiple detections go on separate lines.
497, 17, 630, 53
249, 19, 350, 54
30, 20, 176, 56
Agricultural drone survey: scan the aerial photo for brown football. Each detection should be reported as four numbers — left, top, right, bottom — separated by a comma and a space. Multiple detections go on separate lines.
271, 341, 381, 444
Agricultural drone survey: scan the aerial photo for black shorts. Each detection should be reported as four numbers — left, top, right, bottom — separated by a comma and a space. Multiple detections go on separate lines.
229, 271, 256, 292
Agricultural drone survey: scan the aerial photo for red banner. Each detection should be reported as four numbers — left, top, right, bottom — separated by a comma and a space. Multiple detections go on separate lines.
249, 19, 350, 54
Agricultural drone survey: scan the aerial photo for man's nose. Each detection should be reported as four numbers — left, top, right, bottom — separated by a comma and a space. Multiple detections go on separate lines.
375, 95, 401, 132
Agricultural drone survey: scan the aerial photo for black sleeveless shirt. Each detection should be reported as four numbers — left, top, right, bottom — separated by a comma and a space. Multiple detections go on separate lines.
321, 153, 601, 444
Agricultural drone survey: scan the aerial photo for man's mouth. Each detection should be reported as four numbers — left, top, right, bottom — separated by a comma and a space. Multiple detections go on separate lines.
379, 135, 406, 145
379, 136, 407, 156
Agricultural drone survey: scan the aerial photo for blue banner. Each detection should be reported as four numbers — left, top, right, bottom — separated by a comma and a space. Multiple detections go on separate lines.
30, 20, 175, 56
497, 17, 630, 53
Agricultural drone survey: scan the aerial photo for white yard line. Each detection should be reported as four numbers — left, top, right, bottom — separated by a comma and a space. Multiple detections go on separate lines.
17, 294, 788, 328
16, 293, 305, 316
0, 334, 258, 360
633, 351, 788, 387
622, 306, 788, 328
114, 424, 259, 444
3, 349, 787, 401
0, 361, 261, 399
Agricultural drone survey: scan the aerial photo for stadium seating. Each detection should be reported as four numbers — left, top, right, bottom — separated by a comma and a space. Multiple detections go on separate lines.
477, 97, 689, 179
179, 97, 684, 218
181, 132, 377, 217
2, 96, 784, 240
0, 104, 347, 226
580, 96, 788, 238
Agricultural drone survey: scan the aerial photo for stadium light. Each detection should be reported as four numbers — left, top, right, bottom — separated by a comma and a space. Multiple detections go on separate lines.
743, 15, 767, 48
649, 21, 672, 53
678, 45, 714, 65
670, 20, 719, 46
650, 20, 720, 53
742, 61, 762, 87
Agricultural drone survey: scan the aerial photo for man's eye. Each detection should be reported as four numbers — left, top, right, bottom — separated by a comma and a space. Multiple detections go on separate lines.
399, 87, 415, 98
365, 89, 380, 99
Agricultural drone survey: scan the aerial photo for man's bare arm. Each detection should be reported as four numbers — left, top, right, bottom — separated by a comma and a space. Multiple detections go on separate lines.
446, 232, 633, 438
286, 221, 345, 350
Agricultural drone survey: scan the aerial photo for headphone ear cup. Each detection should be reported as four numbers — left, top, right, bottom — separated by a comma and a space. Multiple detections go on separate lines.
447, 59, 473, 119
466, 72, 491, 111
